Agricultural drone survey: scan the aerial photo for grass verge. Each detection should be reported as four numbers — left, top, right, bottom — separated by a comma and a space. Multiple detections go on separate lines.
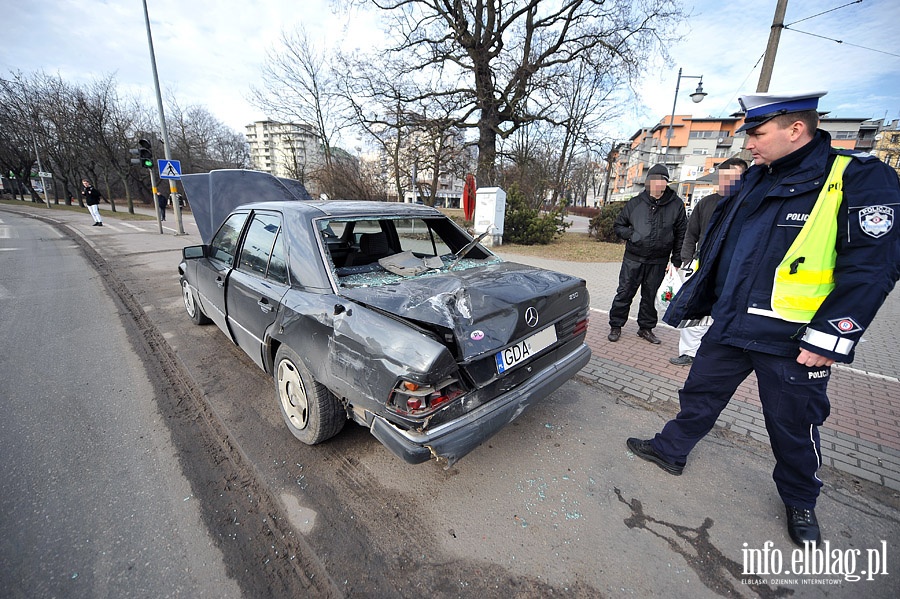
0, 198, 156, 221
440, 206, 624, 263
3, 198, 623, 262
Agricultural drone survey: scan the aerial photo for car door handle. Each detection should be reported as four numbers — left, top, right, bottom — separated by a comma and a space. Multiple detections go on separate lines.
215, 276, 225, 288
257, 298, 274, 313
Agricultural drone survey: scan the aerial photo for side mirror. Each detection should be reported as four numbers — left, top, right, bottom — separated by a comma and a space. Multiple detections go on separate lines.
182, 245, 206, 260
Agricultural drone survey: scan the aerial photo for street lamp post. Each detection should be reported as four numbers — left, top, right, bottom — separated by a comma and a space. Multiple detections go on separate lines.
661, 68, 707, 162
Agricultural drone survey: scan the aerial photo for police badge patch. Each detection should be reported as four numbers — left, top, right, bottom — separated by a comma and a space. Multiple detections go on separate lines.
828, 316, 863, 335
859, 205, 894, 238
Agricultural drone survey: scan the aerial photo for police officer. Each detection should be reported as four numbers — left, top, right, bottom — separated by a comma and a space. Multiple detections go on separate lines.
626, 91, 900, 546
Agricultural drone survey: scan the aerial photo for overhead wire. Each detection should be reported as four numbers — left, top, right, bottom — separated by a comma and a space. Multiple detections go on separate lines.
781, 0, 898, 58
782, 26, 900, 59
785, 0, 864, 26
715, 0, 898, 116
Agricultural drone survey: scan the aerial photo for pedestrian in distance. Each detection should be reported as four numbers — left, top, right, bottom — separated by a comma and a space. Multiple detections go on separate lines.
627, 91, 900, 547
608, 163, 687, 345
157, 192, 168, 221
80, 178, 104, 226
669, 156, 748, 366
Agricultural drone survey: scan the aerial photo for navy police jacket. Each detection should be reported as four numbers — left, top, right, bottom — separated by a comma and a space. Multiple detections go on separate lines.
664, 130, 900, 362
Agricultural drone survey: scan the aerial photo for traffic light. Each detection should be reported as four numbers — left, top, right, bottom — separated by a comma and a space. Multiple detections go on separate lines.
130, 139, 153, 169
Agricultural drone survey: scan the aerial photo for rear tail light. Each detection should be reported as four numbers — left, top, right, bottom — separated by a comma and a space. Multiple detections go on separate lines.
389, 377, 464, 416
574, 317, 589, 337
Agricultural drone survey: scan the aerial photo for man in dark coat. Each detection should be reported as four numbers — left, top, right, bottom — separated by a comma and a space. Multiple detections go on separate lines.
669, 156, 748, 365
608, 163, 687, 344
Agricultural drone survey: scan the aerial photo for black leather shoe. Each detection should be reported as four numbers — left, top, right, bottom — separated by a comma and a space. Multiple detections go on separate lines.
608, 326, 621, 342
785, 505, 821, 546
669, 354, 693, 365
637, 329, 661, 344
626, 438, 684, 475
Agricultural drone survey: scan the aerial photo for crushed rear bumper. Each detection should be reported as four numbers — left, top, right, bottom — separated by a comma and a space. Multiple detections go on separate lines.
369, 342, 591, 465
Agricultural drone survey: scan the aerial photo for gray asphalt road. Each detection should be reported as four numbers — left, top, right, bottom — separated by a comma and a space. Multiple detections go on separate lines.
0, 212, 240, 598
3, 203, 898, 598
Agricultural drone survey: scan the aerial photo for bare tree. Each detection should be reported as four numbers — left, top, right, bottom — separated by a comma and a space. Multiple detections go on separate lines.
166, 97, 250, 172
336, 53, 417, 202
38, 75, 87, 205
337, 51, 475, 205
498, 123, 554, 209
0, 72, 45, 202
2, 69, 251, 208
318, 147, 387, 200
543, 51, 624, 207
72, 76, 154, 212
251, 27, 354, 198
350, 0, 683, 187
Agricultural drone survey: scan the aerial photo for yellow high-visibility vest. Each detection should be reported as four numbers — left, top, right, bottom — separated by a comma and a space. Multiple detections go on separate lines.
770, 155, 851, 322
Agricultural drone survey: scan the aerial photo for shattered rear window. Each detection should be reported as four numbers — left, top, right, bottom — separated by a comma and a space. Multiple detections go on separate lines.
339, 256, 502, 288
317, 215, 500, 288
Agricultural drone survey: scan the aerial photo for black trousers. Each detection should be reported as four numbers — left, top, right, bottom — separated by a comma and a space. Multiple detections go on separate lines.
609, 257, 666, 330
650, 326, 830, 508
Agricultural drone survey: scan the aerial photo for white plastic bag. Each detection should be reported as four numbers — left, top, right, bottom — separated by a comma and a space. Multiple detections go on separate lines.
655, 264, 682, 315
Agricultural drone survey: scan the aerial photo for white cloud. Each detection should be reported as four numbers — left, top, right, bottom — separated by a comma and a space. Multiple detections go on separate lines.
3, 0, 898, 138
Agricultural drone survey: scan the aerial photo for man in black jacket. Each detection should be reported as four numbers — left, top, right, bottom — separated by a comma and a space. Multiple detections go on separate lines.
669, 156, 748, 365
81, 178, 104, 226
608, 163, 687, 344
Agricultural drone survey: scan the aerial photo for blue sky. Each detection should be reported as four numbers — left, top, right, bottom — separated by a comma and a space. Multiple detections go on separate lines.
2, 0, 898, 143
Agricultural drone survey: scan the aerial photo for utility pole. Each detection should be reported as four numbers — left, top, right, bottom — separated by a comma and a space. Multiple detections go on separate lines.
141, 0, 185, 234
757, 0, 789, 92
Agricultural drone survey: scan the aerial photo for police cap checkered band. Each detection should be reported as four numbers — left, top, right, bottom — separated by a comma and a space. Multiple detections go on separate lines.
736, 91, 826, 132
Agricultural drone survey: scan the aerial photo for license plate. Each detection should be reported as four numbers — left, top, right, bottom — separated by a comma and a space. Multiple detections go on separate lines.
495, 326, 557, 374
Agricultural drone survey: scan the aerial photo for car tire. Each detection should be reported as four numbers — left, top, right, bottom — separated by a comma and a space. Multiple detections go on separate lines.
181, 277, 211, 325
274, 345, 345, 445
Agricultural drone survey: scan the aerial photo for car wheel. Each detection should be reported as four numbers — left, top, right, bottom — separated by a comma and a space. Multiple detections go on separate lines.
274, 345, 345, 445
181, 277, 211, 325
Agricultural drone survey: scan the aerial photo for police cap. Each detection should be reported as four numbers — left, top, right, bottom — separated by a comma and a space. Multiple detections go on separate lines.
736, 91, 827, 132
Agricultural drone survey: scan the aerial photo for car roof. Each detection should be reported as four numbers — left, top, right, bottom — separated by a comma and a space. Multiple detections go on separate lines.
182, 169, 444, 244
242, 200, 444, 219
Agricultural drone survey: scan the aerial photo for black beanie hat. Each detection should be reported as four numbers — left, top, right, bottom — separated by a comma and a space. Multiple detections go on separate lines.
646, 164, 670, 181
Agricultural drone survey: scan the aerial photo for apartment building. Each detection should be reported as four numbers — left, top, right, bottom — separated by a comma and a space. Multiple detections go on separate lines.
818, 117, 871, 150
607, 112, 895, 205
245, 120, 324, 195
608, 115, 747, 205
872, 119, 900, 180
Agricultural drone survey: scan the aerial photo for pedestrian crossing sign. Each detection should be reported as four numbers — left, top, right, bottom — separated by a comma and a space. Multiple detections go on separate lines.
158, 159, 182, 179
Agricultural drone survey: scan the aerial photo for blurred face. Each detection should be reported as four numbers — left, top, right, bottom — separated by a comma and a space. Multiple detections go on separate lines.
647, 177, 668, 198
717, 166, 745, 196
744, 119, 803, 165
82, 179, 90, 187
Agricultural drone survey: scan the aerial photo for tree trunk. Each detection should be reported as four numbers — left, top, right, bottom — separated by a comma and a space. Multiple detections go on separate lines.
476, 118, 498, 188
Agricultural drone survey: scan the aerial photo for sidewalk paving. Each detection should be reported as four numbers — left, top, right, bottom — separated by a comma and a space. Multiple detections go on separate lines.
5, 200, 899, 492
494, 252, 900, 492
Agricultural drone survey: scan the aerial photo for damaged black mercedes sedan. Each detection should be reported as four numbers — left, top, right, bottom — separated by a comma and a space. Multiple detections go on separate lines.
178, 170, 591, 465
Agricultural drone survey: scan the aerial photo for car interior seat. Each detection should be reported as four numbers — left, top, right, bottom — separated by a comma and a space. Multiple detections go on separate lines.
345, 231, 392, 266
